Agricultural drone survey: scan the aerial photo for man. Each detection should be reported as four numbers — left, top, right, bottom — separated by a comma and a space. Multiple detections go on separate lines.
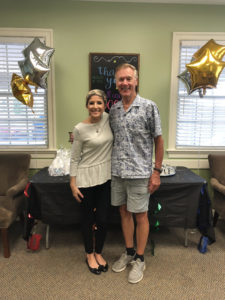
109, 63, 164, 284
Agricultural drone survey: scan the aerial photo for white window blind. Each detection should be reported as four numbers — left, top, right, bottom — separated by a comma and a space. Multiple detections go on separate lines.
177, 40, 225, 148
0, 37, 48, 147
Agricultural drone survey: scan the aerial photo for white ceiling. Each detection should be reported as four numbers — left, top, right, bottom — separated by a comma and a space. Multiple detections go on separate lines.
79, 0, 225, 5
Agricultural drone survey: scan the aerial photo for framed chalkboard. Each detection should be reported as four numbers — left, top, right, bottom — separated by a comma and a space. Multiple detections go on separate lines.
89, 53, 140, 111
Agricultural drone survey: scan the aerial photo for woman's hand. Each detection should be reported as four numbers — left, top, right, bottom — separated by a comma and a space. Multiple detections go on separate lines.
71, 185, 84, 203
70, 177, 84, 203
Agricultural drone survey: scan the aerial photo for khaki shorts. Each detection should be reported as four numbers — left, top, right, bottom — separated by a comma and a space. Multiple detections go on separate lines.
111, 176, 150, 213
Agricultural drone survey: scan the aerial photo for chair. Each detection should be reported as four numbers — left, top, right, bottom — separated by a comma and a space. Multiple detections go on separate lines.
0, 153, 31, 258
208, 154, 225, 226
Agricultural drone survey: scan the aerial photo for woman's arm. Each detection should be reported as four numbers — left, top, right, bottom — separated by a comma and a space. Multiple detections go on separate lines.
70, 127, 84, 202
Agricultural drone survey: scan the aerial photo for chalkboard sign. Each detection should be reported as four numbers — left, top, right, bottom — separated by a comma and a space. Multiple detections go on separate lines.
89, 53, 140, 111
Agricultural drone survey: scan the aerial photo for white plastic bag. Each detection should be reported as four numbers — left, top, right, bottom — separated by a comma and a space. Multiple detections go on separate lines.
48, 148, 71, 176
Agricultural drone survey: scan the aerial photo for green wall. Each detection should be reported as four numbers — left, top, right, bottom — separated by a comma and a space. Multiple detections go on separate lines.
1, 0, 224, 184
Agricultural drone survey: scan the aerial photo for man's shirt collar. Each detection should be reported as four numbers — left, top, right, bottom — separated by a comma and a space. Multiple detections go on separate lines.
117, 94, 141, 110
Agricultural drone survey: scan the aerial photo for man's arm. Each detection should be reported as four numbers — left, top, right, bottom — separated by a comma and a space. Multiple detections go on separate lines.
154, 135, 164, 170
148, 135, 164, 194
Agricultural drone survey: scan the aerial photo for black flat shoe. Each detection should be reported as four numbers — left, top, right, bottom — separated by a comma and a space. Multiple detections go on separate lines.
86, 259, 101, 275
97, 262, 108, 272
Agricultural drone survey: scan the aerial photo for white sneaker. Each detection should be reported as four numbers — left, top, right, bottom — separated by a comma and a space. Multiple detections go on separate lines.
112, 252, 135, 272
128, 258, 146, 284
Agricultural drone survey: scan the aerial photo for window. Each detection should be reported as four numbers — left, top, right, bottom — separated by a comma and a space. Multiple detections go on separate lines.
0, 28, 56, 153
168, 32, 225, 159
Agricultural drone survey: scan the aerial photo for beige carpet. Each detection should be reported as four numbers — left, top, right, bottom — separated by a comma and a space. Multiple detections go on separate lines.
1, 220, 225, 300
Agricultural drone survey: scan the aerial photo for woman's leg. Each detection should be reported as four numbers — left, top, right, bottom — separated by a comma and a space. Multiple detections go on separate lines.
80, 187, 100, 269
79, 187, 95, 254
94, 181, 111, 257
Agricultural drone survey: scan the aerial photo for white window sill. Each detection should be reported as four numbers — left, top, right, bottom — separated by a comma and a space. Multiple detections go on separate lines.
0, 149, 57, 169
166, 148, 225, 169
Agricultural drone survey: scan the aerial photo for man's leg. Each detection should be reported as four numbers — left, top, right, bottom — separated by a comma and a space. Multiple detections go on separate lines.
111, 177, 136, 272
128, 211, 148, 283
135, 211, 149, 255
112, 204, 136, 272
127, 209, 149, 283
120, 204, 134, 248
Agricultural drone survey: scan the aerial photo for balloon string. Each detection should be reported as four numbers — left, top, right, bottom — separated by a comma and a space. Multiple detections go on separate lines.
198, 88, 207, 98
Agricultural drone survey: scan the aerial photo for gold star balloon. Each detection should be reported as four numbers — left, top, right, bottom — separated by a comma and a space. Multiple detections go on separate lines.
193, 39, 225, 61
11, 73, 37, 110
186, 48, 225, 93
178, 39, 225, 96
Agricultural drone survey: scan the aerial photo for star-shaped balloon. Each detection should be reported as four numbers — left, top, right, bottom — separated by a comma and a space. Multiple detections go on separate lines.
22, 37, 55, 67
18, 37, 55, 89
186, 48, 225, 92
18, 51, 50, 89
12, 38, 55, 112
178, 39, 225, 96
11, 73, 36, 109
177, 69, 192, 94
193, 39, 225, 61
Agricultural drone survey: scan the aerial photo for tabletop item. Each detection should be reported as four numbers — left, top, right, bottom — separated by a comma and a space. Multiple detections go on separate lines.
160, 164, 176, 177
152, 163, 176, 176
48, 148, 70, 176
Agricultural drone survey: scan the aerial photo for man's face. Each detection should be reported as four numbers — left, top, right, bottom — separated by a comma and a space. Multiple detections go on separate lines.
115, 67, 138, 100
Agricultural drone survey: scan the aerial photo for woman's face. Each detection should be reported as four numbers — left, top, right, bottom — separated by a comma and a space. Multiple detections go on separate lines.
87, 95, 105, 122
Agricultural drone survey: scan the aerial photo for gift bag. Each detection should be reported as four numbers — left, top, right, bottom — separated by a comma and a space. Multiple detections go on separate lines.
48, 148, 71, 176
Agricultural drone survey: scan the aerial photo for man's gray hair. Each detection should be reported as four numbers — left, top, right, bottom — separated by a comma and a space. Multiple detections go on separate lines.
115, 63, 138, 79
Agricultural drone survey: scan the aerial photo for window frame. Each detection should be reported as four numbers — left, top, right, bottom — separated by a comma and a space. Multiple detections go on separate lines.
168, 32, 225, 160
0, 28, 56, 166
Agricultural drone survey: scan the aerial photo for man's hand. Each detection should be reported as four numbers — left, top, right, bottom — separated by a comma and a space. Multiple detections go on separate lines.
148, 171, 161, 194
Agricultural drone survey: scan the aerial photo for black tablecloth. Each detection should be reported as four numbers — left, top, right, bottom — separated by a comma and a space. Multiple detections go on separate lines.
24, 166, 215, 242
150, 167, 205, 228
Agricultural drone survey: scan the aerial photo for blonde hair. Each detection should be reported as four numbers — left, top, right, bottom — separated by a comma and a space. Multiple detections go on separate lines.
115, 63, 138, 79
86, 89, 107, 107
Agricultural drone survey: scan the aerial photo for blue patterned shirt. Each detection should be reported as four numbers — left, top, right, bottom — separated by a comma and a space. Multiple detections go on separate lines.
109, 95, 162, 178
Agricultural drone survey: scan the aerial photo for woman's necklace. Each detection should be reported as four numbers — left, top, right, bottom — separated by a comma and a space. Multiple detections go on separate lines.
94, 121, 102, 133
90, 117, 102, 133
89, 116, 102, 133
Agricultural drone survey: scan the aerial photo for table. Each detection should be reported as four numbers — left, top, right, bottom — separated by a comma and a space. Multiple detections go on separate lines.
24, 166, 215, 248
150, 167, 206, 228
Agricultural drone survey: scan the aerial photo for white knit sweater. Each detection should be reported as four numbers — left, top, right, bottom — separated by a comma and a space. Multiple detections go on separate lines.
70, 112, 113, 188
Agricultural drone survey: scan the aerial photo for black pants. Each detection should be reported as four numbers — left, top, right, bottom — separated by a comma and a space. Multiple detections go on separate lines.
79, 180, 111, 254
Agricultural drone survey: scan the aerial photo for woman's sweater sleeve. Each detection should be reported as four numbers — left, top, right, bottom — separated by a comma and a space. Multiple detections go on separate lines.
70, 127, 83, 177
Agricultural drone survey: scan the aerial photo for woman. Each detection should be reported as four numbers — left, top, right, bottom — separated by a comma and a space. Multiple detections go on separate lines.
70, 89, 113, 275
